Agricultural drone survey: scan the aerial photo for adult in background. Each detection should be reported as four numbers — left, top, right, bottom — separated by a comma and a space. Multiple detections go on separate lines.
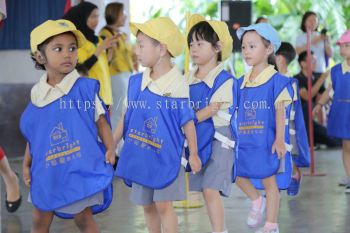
295, 11, 332, 75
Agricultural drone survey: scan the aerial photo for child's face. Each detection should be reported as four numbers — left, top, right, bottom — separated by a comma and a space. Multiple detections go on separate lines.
189, 34, 219, 66
300, 55, 316, 72
135, 32, 161, 68
241, 31, 272, 66
41, 33, 78, 75
340, 43, 350, 60
87, 9, 99, 30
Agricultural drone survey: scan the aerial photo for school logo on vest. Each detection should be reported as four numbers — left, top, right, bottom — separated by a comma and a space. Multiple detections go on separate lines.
245, 109, 256, 120
50, 122, 69, 146
127, 116, 163, 154
144, 117, 157, 134
46, 122, 81, 168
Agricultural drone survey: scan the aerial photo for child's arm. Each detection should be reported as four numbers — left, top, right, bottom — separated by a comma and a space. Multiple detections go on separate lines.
195, 102, 223, 123
313, 84, 332, 116
113, 112, 125, 151
22, 143, 32, 187
299, 70, 329, 101
97, 115, 116, 166
183, 121, 201, 173
272, 101, 287, 159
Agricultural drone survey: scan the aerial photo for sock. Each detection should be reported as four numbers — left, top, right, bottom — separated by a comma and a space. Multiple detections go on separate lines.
252, 196, 262, 209
264, 222, 278, 230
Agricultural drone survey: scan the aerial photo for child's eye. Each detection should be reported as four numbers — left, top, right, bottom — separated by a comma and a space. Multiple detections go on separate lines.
241, 45, 246, 50
249, 45, 255, 49
69, 46, 77, 52
53, 47, 62, 52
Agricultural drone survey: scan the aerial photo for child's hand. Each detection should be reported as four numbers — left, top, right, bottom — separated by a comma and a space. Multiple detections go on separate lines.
209, 102, 222, 113
105, 149, 116, 166
313, 104, 322, 116
189, 153, 201, 174
272, 139, 286, 159
23, 166, 31, 187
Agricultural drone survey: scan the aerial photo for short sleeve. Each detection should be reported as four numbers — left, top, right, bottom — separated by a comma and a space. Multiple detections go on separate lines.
275, 87, 292, 107
210, 79, 234, 110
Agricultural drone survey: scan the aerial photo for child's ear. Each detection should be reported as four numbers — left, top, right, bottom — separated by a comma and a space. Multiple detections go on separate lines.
159, 43, 169, 57
267, 44, 274, 56
34, 51, 46, 64
215, 41, 222, 53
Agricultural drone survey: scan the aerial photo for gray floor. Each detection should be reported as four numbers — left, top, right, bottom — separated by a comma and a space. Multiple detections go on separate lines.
1, 148, 350, 233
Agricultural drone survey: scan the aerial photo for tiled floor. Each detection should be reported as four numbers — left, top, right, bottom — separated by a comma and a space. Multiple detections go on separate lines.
1, 148, 350, 233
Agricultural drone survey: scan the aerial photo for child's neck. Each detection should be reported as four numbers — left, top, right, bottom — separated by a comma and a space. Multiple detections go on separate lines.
250, 62, 269, 82
346, 59, 350, 67
46, 70, 66, 86
196, 58, 218, 80
150, 58, 173, 80
108, 24, 120, 32
278, 65, 288, 76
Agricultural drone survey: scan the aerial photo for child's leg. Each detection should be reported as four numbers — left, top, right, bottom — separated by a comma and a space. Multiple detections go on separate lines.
202, 188, 225, 232
31, 208, 54, 233
342, 140, 350, 178
143, 203, 161, 233
262, 175, 280, 224
155, 201, 178, 233
0, 148, 20, 202
74, 207, 100, 233
236, 177, 260, 201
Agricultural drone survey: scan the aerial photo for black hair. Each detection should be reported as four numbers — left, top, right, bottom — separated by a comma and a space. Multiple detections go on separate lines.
240, 30, 275, 65
298, 50, 314, 63
76, 63, 89, 76
276, 42, 296, 65
187, 21, 222, 61
255, 16, 268, 24
31, 32, 77, 70
301, 11, 318, 32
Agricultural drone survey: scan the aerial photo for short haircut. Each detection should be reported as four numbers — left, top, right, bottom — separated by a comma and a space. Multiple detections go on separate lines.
276, 42, 296, 65
187, 21, 222, 61
105, 2, 124, 25
298, 50, 314, 63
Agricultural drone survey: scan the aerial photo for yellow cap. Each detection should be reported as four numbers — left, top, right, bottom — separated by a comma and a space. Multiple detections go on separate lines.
187, 14, 233, 60
130, 17, 185, 57
30, 19, 86, 53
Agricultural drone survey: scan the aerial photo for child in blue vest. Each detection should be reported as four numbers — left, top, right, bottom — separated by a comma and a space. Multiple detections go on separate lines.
20, 20, 115, 233
186, 14, 237, 233
235, 23, 293, 233
275, 42, 310, 196
313, 30, 350, 193
113, 17, 201, 233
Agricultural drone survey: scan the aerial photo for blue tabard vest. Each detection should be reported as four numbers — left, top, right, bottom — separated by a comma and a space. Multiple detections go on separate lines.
185, 70, 233, 172
116, 73, 195, 189
236, 73, 293, 189
20, 78, 114, 217
327, 64, 350, 139
289, 79, 310, 167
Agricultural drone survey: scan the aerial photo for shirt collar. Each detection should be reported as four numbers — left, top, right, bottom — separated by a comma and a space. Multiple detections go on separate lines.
342, 61, 350, 74
188, 63, 224, 87
240, 65, 277, 89
31, 69, 80, 105
141, 65, 181, 94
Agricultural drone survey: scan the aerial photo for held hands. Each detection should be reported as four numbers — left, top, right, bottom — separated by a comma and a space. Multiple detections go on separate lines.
23, 166, 31, 187
272, 139, 287, 159
209, 102, 222, 113
189, 153, 201, 174
313, 104, 322, 116
102, 34, 120, 50
105, 149, 116, 166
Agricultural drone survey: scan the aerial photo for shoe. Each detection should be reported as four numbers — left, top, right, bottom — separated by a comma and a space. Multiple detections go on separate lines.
247, 196, 266, 228
255, 226, 279, 233
5, 195, 22, 213
5, 172, 22, 213
287, 175, 302, 196
338, 177, 349, 186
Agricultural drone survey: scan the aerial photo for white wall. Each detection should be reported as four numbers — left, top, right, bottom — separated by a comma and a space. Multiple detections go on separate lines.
0, 50, 43, 84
